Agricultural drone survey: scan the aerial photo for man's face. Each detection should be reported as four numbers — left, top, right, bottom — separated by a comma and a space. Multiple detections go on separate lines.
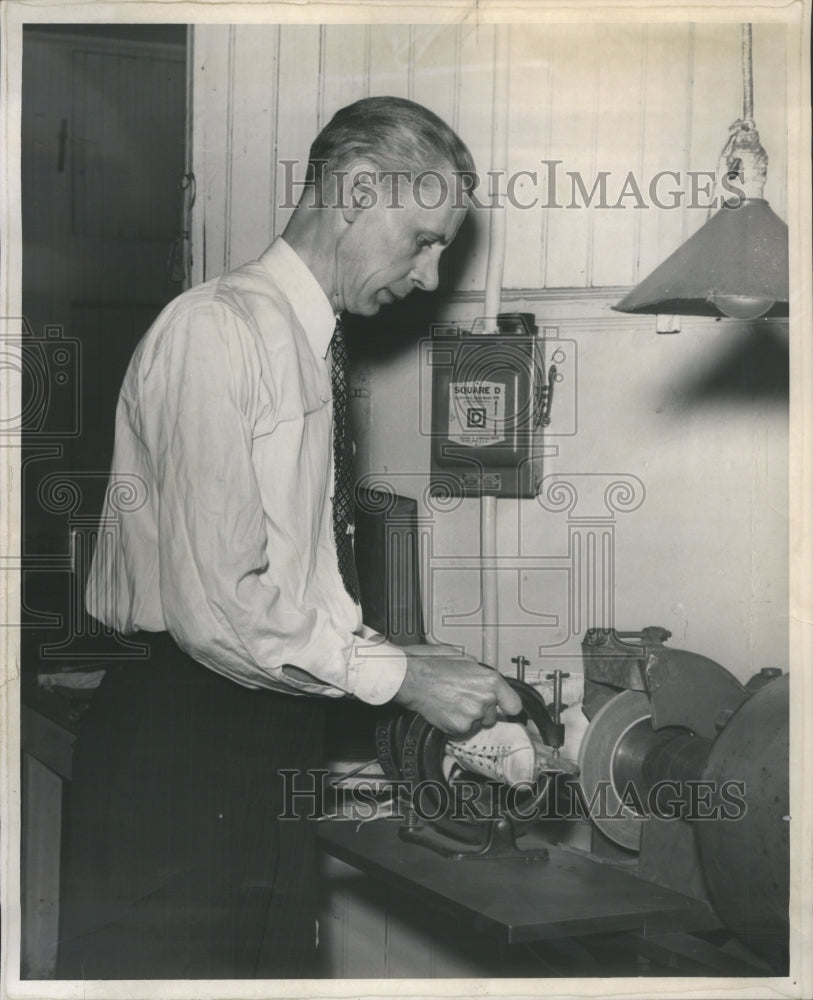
335, 166, 468, 317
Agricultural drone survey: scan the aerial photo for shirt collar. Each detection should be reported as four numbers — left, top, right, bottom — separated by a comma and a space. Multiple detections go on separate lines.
259, 237, 337, 360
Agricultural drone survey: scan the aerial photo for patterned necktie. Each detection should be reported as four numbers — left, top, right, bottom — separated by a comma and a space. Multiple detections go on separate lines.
331, 317, 361, 603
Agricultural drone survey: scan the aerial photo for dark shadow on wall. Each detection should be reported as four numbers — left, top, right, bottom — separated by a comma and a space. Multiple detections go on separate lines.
345, 289, 451, 363
672, 323, 789, 406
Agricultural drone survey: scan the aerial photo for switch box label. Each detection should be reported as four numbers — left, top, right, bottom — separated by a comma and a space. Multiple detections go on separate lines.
448, 380, 505, 446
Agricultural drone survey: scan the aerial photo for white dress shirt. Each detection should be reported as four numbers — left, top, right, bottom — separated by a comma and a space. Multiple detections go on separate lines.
86, 237, 408, 704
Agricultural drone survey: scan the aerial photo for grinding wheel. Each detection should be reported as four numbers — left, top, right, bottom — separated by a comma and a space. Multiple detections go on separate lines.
577, 689, 652, 850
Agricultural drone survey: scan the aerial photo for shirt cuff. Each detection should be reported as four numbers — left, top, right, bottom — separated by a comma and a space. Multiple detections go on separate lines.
349, 627, 408, 705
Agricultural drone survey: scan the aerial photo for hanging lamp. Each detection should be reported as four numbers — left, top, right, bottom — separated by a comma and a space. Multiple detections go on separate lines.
613, 25, 789, 324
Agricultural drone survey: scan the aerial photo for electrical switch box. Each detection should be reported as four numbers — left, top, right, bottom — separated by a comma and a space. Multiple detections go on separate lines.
429, 313, 550, 499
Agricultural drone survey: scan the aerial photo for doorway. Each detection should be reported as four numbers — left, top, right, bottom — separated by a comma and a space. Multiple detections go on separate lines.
19, 23, 188, 978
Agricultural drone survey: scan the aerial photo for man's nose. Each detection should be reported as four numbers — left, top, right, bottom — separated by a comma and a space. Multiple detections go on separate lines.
412, 252, 441, 292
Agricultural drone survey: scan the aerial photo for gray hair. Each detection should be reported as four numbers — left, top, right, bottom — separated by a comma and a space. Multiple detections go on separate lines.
307, 96, 476, 194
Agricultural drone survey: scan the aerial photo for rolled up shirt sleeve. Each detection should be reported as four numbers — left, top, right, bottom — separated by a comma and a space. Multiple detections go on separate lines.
349, 628, 408, 704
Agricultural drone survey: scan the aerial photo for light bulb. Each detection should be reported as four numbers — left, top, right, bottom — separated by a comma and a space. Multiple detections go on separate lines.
709, 293, 775, 320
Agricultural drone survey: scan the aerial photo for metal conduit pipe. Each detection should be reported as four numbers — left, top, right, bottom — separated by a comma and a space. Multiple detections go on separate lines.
479, 24, 510, 669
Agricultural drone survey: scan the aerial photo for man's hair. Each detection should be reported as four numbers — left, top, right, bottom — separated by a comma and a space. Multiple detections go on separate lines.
307, 96, 476, 191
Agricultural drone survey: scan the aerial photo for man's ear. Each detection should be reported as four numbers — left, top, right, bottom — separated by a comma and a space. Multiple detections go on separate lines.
340, 159, 380, 223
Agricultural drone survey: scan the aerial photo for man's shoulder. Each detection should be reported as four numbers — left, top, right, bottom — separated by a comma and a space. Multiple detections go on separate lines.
213, 256, 296, 331
145, 258, 298, 347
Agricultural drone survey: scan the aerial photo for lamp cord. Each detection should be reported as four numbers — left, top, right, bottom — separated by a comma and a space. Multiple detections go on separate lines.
742, 23, 754, 122
708, 23, 767, 216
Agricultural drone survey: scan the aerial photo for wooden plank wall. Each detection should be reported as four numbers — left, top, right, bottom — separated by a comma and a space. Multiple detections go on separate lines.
190, 22, 788, 291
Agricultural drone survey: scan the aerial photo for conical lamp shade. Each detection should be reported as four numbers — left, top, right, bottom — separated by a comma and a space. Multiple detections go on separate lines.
613, 199, 789, 319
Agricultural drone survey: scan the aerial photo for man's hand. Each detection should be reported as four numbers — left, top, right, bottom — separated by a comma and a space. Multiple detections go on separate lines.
393, 644, 523, 736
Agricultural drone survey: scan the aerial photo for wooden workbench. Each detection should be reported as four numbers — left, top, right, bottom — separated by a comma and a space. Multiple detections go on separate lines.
317, 818, 720, 946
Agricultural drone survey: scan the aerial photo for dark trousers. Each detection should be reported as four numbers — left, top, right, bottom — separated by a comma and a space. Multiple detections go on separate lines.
57, 633, 327, 979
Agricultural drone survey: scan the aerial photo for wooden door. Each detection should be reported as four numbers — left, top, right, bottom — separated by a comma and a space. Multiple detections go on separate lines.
21, 25, 187, 647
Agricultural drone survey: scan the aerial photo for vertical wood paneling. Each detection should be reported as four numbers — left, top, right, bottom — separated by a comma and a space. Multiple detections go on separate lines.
537, 27, 558, 290
503, 25, 552, 289
453, 24, 496, 292
408, 25, 458, 129
544, 23, 600, 288
194, 25, 232, 278
635, 23, 694, 280
192, 22, 789, 292
267, 27, 282, 243
227, 25, 278, 267
367, 25, 412, 99
273, 25, 321, 236
408, 24, 462, 294
590, 24, 646, 287
753, 23, 787, 218
685, 23, 741, 241
320, 25, 369, 123
223, 29, 235, 267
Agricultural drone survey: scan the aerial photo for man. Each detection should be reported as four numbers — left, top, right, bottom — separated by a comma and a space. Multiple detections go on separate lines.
58, 97, 521, 980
